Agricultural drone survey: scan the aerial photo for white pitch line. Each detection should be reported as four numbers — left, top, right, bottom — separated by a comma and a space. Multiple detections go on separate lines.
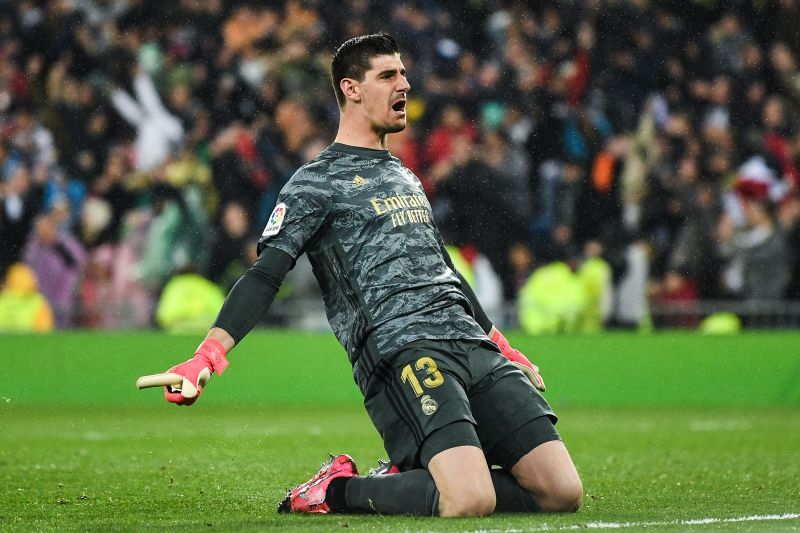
466, 513, 800, 532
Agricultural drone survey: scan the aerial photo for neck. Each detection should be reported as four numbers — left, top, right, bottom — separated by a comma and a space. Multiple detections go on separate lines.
333, 110, 387, 150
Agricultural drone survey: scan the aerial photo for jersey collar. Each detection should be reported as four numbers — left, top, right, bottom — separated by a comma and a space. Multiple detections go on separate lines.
328, 143, 392, 160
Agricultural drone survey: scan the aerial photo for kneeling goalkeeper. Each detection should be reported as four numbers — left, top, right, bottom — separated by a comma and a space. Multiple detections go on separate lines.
138, 33, 582, 517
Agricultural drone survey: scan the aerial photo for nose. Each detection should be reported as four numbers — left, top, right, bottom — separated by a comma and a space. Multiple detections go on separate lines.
398, 75, 411, 93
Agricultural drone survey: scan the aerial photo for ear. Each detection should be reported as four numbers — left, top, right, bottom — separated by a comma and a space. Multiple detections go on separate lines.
340, 78, 361, 104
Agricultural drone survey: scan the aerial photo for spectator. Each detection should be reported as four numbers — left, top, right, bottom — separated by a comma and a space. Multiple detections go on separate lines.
433, 134, 531, 300
7, 106, 55, 166
0, 262, 53, 333
207, 200, 252, 290
779, 191, 800, 298
23, 207, 85, 327
0, 160, 44, 275
0, 1, 798, 329
483, 129, 532, 226
110, 69, 184, 171
133, 182, 207, 290
155, 268, 225, 334
708, 12, 752, 76
425, 105, 477, 169
717, 171, 791, 301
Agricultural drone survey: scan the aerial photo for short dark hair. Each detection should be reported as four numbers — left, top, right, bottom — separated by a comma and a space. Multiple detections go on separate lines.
331, 33, 399, 108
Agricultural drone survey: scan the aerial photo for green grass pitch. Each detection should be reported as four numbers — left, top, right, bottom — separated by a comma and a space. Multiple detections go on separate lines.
1, 331, 799, 531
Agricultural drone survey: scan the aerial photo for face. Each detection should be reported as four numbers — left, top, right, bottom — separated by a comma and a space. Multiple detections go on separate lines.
348, 53, 410, 135
739, 198, 761, 227
35, 216, 57, 244
222, 202, 249, 238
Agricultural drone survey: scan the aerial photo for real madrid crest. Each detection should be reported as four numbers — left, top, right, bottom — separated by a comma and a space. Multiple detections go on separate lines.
420, 395, 438, 415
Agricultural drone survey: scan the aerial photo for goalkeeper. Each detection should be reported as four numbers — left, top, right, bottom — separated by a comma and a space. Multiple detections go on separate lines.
140, 33, 582, 517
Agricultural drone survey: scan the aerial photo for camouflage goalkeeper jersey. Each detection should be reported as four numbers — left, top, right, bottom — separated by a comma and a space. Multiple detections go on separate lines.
257, 143, 486, 392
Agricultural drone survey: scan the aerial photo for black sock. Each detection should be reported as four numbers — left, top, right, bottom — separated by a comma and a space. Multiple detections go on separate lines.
490, 469, 540, 513
335, 468, 538, 515
325, 477, 350, 512
344, 470, 440, 516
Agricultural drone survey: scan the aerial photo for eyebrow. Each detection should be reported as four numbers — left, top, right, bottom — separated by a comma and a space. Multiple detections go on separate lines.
377, 68, 406, 77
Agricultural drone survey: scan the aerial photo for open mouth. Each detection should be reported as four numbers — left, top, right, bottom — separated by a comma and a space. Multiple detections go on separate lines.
392, 100, 406, 113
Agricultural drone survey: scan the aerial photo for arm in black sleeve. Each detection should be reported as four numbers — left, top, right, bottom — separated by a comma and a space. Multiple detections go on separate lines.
212, 246, 295, 344
440, 244, 494, 334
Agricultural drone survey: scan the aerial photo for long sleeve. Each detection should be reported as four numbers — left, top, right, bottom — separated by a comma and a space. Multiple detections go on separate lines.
440, 243, 493, 334
133, 72, 184, 142
110, 88, 142, 127
212, 246, 295, 344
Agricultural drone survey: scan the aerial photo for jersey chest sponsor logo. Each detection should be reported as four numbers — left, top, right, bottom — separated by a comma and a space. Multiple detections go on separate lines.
262, 202, 287, 237
369, 194, 430, 228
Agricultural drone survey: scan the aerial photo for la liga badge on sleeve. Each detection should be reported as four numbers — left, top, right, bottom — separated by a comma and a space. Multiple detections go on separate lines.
263, 202, 287, 237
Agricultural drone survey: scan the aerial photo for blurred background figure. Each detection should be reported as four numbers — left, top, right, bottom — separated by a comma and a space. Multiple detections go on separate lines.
717, 161, 791, 302
208, 200, 252, 291
155, 267, 224, 333
0, 262, 53, 332
0, 0, 798, 331
23, 207, 85, 328
110, 69, 185, 171
0, 158, 45, 276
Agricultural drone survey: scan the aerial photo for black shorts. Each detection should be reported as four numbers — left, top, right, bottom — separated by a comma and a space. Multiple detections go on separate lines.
363, 339, 559, 471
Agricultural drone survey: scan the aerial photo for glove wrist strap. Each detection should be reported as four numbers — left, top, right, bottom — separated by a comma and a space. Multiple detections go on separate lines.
195, 338, 229, 375
490, 328, 512, 356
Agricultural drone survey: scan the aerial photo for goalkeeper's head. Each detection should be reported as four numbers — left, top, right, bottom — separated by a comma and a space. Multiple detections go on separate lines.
331, 33, 410, 134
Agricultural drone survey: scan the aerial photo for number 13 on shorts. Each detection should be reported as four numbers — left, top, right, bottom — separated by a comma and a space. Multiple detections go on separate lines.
400, 356, 444, 397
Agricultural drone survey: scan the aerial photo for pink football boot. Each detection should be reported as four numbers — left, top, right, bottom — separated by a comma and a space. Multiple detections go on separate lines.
278, 454, 359, 514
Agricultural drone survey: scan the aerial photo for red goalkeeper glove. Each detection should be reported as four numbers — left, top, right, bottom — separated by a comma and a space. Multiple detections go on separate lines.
162, 338, 229, 406
490, 327, 546, 391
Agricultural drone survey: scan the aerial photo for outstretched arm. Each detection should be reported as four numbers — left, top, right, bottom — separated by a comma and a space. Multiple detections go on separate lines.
140, 169, 332, 403
212, 246, 295, 343
133, 71, 184, 141
110, 88, 142, 127
137, 247, 295, 404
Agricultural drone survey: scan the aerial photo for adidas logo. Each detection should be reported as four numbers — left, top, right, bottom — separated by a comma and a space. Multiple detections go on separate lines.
353, 175, 366, 187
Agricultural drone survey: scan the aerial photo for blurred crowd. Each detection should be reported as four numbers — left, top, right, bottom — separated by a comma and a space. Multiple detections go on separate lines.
1, 0, 799, 331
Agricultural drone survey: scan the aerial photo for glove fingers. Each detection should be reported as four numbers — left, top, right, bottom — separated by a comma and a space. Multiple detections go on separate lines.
165, 387, 191, 404
535, 372, 546, 392
516, 362, 536, 384
181, 367, 211, 399
197, 367, 211, 388
136, 372, 183, 389
180, 377, 200, 399
513, 362, 547, 392
158, 358, 216, 406
531, 364, 546, 390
